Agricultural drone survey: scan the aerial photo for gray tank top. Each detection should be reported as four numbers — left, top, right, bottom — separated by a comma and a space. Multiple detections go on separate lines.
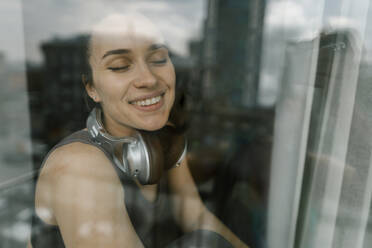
31, 130, 182, 248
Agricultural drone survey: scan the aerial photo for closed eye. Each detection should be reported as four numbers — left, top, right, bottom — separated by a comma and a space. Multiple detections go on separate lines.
107, 65, 130, 72
150, 58, 167, 65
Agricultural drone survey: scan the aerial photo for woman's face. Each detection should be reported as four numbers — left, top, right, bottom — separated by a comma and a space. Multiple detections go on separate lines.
87, 17, 175, 136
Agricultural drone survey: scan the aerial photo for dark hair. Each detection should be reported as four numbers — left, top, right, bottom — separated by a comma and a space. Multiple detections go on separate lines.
81, 35, 100, 111
169, 89, 189, 133
81, 71, 98, 111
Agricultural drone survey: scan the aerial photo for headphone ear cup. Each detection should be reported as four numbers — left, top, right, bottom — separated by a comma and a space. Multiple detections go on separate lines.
140, 132, 164, 184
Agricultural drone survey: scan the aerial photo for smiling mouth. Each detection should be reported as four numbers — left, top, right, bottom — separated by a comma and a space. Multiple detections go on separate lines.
129, 93, 165, 107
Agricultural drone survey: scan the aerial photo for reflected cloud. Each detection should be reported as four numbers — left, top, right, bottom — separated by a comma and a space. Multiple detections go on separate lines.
78, 221, 113, 238
35, 207, 53, 221
266, 1, 308, 29
327, 16, 359, 30
16, 208, 32, 221
265, 0, 321, 40
22, 0, 206, 63
78, 221, 93, 238
2, 222, 30, 242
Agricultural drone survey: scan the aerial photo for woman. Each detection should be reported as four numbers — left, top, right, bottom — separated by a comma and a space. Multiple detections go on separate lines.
29, 13, 248, 248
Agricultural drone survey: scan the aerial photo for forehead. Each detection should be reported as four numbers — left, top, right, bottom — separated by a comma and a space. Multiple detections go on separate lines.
90, 14, 165, 54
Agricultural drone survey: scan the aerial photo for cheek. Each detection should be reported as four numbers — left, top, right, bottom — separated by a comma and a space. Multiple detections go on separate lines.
95, 74, 129, 100
167, 74, 176, 101
169, 65, 176, 84
167, 69, 176, 104
164, 67, 176, 91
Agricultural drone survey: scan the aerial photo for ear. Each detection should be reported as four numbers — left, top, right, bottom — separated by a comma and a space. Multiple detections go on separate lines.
83, 77, 101, 103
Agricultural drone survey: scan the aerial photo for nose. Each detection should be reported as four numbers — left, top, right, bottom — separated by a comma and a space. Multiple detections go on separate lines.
133, 62, 157, 88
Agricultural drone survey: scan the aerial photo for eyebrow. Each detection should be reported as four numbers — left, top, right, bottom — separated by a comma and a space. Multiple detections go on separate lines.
102, 49, 130, 59
101, 44, 168, 60
148, 44, 168, 51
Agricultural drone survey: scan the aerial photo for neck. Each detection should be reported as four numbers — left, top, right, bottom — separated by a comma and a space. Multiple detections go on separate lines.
102, 112, 136, 137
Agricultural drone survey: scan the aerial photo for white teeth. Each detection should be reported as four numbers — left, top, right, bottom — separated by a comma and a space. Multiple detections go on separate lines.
132, 95, 162, 106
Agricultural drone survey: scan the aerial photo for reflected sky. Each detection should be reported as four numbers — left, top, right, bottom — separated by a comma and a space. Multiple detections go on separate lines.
259, 0, 372, 106
1, 0, 372, 108
0, 1, 26, 63
21, 0, 207, 63
1, 0, 372, 64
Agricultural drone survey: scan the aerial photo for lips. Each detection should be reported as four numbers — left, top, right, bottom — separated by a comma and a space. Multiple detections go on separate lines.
128, 92, 165, 112
130, 94, 163, 106
128, 91, 165, 104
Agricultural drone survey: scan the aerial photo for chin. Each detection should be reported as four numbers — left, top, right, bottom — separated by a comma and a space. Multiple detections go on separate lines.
142, 122, 166, 131
139, 117, 168, 131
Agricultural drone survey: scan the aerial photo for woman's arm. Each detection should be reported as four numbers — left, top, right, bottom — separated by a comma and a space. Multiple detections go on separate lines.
37, 143, 145, 248
167, 158, 249, 248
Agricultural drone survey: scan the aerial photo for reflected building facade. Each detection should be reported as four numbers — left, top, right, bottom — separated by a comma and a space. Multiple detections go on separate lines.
201, 0, 266, 108
187, 0, 270, 163
186, 1, 270, 247
27, 35, 90, 169
40, 35, 90, 147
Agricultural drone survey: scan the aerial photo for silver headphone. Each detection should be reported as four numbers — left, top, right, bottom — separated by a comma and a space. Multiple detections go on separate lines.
86, 107, 187, 185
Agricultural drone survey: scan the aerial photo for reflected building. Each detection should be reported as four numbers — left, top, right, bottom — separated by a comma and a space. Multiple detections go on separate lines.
186, 1, 270, 247
27, 35, 90, 169
40, 35, 90, 146
0, 52, 5, 76
201, 0, 266, 108
187, 0, 270, 157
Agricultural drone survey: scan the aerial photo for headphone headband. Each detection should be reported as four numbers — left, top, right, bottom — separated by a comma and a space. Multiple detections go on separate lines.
87, 108, 137, 144
86, 107, 187, 185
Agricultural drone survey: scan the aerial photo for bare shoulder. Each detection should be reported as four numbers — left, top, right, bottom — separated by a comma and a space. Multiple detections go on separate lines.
35, 142, 144, 247
35, 142, 124, 223
40, 141, 119, 183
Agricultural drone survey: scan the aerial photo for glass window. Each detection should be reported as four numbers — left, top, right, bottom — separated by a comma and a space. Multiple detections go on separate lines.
1, 0, 372, 247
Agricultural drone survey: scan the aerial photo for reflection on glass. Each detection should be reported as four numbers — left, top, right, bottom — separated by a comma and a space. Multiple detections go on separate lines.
27, 11, 250, 248
266, 0, 372, 248
1, 0, 372, 248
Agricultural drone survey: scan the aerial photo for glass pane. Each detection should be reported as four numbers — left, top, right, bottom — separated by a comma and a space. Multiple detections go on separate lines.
4, 0, 372, 247
0, 1, 34, 247
266, 0, 372, 248
7, 0, 265, 247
